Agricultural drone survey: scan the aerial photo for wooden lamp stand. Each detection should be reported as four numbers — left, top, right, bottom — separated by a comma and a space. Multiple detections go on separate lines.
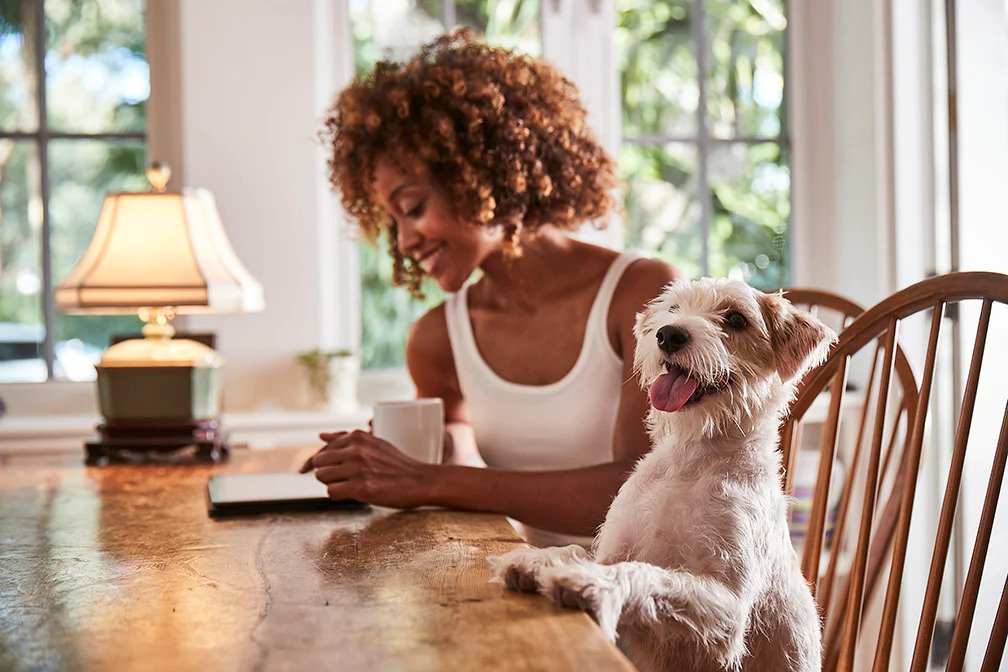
85, 418, 230, 465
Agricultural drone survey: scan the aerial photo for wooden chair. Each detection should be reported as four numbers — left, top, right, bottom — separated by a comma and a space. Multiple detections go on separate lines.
781, 271, 1008, 671
781, 288, 919, 662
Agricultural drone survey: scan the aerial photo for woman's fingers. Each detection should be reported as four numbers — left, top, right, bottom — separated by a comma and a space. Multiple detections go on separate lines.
300, 430, 366, 472
307, 443, 362, 469
326, 482, 355, 502
314, 462, 358, 484
297, 428, 417, 506
299, 431, 346, 472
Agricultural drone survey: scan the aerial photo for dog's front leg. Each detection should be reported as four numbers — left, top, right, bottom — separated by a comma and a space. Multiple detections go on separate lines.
538, 561, 746, 666
487, 544, 590, 593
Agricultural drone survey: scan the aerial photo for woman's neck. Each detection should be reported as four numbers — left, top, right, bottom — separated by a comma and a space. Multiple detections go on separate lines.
475, 227, 581, 308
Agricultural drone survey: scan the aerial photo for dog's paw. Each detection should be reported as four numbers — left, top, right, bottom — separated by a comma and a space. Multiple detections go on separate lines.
538, 563, 624, 642
487, 545, 589, 594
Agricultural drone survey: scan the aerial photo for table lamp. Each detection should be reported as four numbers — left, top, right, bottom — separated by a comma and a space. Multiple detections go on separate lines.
56, 162, 264, 464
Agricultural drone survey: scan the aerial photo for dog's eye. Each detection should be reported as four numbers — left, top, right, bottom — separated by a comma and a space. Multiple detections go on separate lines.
724, 311, 749, 330
668, 304, 679, 313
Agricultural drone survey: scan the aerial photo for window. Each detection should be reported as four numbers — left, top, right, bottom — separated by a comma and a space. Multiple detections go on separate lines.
0, 0, 149, 383
345, 0, 787, 370
618, 0, 790, 287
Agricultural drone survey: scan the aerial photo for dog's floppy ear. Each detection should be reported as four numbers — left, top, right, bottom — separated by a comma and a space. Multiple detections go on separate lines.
757, 291, 837, 382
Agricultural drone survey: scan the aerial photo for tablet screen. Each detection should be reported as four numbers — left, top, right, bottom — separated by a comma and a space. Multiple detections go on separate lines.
206, 472, 363, 516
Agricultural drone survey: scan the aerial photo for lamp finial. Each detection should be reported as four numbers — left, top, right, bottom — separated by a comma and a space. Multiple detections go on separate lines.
146, 161, 171, 192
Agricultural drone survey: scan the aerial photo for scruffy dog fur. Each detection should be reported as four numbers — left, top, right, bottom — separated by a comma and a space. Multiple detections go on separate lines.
489, 278, 835, 672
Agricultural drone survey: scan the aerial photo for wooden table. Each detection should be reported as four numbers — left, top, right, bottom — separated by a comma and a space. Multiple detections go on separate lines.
0, 447, 632, 671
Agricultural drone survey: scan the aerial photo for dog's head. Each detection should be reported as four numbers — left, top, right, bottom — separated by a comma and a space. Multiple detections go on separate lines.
634, 278, 836, 435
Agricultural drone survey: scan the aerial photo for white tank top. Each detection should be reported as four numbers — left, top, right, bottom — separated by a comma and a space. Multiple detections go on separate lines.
443, 253, 642, 547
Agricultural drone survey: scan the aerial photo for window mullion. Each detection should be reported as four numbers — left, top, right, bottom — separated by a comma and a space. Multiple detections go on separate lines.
541, 0, 622, 249
32, 2, 55, 380
0, 131, 146, 141
783, 1, 793, 285
442, 0, 456, 31
691, 0, 711, 277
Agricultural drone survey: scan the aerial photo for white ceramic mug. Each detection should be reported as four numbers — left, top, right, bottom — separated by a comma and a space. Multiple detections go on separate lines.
372, 398, 444, 464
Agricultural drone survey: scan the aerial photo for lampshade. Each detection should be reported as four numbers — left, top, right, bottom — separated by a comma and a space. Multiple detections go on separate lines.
56, 187, 264, 314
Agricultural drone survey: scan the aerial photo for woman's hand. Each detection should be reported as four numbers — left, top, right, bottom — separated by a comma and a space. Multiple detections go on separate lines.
298, 429, 439, 509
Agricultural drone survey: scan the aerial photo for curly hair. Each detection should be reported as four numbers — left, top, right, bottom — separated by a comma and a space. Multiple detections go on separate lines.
320, 28, 619, 296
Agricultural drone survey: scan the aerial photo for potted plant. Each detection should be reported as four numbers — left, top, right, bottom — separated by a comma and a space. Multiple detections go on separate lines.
296, 348, 359, 412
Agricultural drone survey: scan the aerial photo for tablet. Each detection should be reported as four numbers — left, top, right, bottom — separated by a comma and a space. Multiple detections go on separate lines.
206, 472, 366, 517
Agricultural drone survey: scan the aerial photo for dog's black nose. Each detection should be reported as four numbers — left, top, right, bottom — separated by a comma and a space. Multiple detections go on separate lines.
656, 325, 690, 353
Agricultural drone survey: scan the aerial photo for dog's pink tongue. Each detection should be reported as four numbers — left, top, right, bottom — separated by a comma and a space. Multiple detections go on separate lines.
649, 367, 700, 412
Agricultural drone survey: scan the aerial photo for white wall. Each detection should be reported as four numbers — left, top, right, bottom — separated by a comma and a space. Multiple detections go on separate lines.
791, 0, 889, 308
177, 0, 357, 413
831, 0, 889, 305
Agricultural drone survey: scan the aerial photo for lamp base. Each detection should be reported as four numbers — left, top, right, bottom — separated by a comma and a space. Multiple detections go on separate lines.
85, 418, 230, 466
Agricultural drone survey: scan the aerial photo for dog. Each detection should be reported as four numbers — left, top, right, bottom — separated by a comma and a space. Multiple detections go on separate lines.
489, 278, 835, 672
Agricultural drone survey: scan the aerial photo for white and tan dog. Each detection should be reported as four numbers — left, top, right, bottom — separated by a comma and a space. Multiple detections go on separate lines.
489, 278, 835, 672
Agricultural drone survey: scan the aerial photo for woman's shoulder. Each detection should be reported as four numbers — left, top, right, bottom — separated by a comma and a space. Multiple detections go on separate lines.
405, 301, 463, 396
609, 254, 682, 325
407, 302, 451, 363
567, 241, 680, 313
619, 254, 681, 291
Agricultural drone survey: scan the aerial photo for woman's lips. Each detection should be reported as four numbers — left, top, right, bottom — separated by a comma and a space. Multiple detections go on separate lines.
417, 244, 446, 275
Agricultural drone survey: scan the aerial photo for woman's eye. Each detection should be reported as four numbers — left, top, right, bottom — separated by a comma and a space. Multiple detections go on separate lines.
402, 200, 426, 218
724, 311, 748, 329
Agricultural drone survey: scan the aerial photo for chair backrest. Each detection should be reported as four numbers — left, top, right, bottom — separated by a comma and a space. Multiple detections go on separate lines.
781, 287, 865, 332
781, 288, 920, 663
782, 271, 1008, 672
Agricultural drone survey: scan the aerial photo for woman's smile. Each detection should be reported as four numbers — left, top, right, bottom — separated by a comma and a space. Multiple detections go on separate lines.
415, 242, 448, 275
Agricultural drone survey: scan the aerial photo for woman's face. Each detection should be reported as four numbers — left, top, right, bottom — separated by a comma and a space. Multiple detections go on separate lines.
370, 157, 501, 292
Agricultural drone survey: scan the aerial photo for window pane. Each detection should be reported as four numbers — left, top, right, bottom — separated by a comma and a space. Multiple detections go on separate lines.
707, 141, 789, 289
455, 0, 541, 55
705, 0, 786, 139
48, 139, 146, 381
617, 0, 697, 139
348, 0, 445, 369
349, 0, 445, 70
621, 142, 703, 280
0, 140, 45, 382
348, 0, 540, 72
45, 0, 148, 133
0, 2, 40, 131
360, 235, 444, 369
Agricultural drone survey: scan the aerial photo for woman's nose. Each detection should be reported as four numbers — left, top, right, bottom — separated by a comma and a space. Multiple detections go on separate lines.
396, 218, 422, 255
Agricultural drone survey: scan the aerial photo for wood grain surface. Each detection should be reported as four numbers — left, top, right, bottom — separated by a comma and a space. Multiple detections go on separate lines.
0, 447, 632, 672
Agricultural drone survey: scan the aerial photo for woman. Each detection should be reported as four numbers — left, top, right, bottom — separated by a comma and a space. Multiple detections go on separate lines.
305, 29, 678, 546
